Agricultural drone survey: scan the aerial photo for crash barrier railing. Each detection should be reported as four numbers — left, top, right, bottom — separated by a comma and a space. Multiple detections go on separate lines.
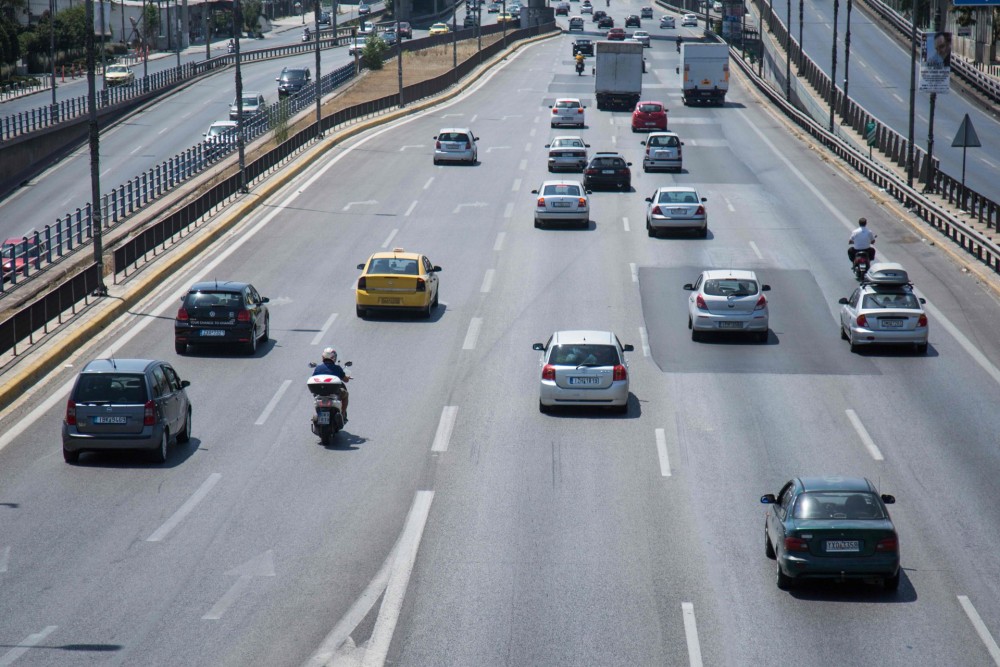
0, 23, 555, 362
750, 0, 999, 233
0, 76, 54, 101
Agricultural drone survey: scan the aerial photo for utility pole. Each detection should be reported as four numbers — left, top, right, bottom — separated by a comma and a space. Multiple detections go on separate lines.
924, 5, 941, 192
829, 0, 838, 131
842, 0, 852, 121
397, 15, 404, 107
86, 0, 108, 295
100, 0, 107, 91
785, 0, 790, 100
175, 0, 181, 68
234, 0, 247, 193
49, 0, 58, 121
142, 0, 149, 90
314, 0, 322, 136
452, 4, 457, 80
204, 3, 210, 58
906, 0, 918, 187
797, 0, 802, 70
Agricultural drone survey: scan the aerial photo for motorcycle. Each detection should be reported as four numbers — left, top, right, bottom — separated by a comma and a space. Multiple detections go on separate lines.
307, 361, 352, 444
575, 60, 585, 75
227, 40, 235, 54
302, 28, 311, 42
851, 245, 876, 281
676, 37, 682, 53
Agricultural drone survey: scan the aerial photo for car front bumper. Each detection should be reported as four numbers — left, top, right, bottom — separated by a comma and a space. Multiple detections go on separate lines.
539, 380, 629, 407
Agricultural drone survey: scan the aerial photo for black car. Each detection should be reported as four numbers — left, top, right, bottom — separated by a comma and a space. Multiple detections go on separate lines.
358, 1, 371, 14
591, 9, 607, 22
583, 152, 632, 190
318, 10, 331, 25
276, 67, 311, 97
597, 15, 614, 28
572, 38, 594, 56
625, 14, 641, 27
464, 14, 479, 27
174, 281, 270, 355
397, 21, 413, 37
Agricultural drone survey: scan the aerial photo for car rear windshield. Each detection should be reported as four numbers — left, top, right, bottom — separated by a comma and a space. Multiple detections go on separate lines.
591, 157, 625, 168
556, 100, 581, 108
649, 135, 680, 147
438, 132, 469, 142
369, 258, 419, 275
638, 104, 662, 113
793, 492, 886, 520
75, 373, 148, 404
657, 190, 699, 204
862, 292, 921, 309
703, 279, 757, 296
543, 184, 582, 196
184, 290, 245, 309
241, 96, 260, 106
553, 139, 584, 148
549, 344, 619, 366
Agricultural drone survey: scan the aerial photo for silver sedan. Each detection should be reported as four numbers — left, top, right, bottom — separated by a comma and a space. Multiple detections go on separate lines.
545, 136, 590, 172
684, 269, 771, 342
533, 330, 634, 413
531, 180, 590, 229
838, 271, 928, 353
645, 186, 707, 237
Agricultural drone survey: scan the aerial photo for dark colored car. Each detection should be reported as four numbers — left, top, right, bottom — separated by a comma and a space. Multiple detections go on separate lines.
62, 358, 192, 463
174, 281, 270, 355
397, 21, 413, 37
583, 152, 632, 190
463, 14, 479, 27
555, 1, 570, 15
597, 15, 614, 28
640, 6, 653, 18
276, 67, 311, 97
625, 14, 641, 27
762, 477, 900, 591
591, 9, 607, 22
318, 10, 331, 25
572, 38, 594, 56
358, 1, 371, 14
607, 27, 625, 40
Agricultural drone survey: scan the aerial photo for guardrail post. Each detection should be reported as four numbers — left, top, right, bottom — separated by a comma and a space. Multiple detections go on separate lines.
44, 226, 53, 264
84, 203, 93, 240
127, 179, 134, 214
142, 171, 150, 205
74, 208, 83, 246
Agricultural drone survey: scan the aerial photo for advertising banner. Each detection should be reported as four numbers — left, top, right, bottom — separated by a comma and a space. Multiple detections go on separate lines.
919, 31, 951, 94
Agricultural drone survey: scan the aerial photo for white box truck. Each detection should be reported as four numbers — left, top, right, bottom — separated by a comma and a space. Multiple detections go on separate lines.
595, 41, 643, 111
678, 43, 729, 106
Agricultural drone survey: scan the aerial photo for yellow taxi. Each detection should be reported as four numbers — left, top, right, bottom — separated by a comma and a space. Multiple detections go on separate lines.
497, 12, 517, 23
428, 22, 450, 35
355, 248, 442, 319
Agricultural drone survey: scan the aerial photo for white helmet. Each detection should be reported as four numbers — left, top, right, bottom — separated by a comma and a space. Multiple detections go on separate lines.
322, 347, 337, 363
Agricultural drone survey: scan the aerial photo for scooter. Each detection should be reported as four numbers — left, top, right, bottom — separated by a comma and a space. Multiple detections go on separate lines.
576, 60, 585, 75
227, 40, 235, 54
307, 361, 352, 444
302, 28, 311, 42
851, 245, 875, 281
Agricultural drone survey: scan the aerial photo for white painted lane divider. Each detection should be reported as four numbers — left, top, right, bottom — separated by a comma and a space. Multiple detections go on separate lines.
623, 216, 630, 232
958, 595, 1000, 665
381, 228, 398, 249
511, 178, 522, 192
845, 409, 884, 461
725, 197, 735, 212
480, 269, 495, 293
639, 326, 650, 357
342, 200, 377, 212
503, 202, 514, 219
147, 473, 222, 542
749, 240, 763, 260
494, 232, 506, 251
462, 318, 483, 351
453, 202, 489, 214
398, 144, 425, 151
524, 142, 532, 152
529, 127, 536, 137
404, 200, 418, 217
518, 159, 528, 171
470, 114, 478, 123
0, 545, 9, 573
256, 380, 292, 426
0, 626, 58, 667
630, 262, 639, 283
202, 550, 275, 620
423, 177, 434, 190
130, 145, 142, 154
431, 408, 459, 453
655, 428, 671, 477
681, 602, 703, 667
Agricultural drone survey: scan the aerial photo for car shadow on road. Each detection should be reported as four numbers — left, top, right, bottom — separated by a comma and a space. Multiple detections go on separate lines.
359, 304, 448, 323
786, 572, 916, 603
178, 339, 279, 358
540, 392, 642, 419
692, 330, 776, 345
649, 228, 714, 240
849, 343, 936, 358
70, 436, 201, 469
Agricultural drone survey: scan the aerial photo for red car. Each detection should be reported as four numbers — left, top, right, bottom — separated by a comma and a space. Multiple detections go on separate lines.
1, 237, 46, 281
631, 100, 668, 132
396, 21, 412, 38
606, 27, 626, 40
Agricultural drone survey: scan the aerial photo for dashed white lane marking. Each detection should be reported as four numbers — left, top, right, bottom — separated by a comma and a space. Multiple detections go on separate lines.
982, 157, 998, 169
494, 232, 506, 251
892, 93, 904, 103
622, 216, 630, 232
518, 159, 527, 170
655, 428, 671, 477
146, 473, 222, 542
524, 142, 532, 152
0, 545, 9, 573
681, 602, 703, 667
398, 144, 425, 151
630, 262, 638, 283
158, 127, 168, 134
0, 626, 58, 666
639, 326, 650, 357
342, 200, 377, 211
480, 269, 495, 293
101, 169, 111, 177
431, 407, 459, 452
725, 197, 735, 212
611, 135, 617, 145
470, 114, 478, 123
529, 127, 536, 137
404, 200, 417, 217
381, 228, 398, 248
512, 178, 521, 192
423, 177, 434, 190
503, 202, 514, 218
609, 117, 614, 126
533, 115, 539, 123
462, 318, 483, 350
845, 409, 884, 461
255, 380, 292, 426
130, 145, 142, 154
311, 313, 338, 346
958, 596, 1000, 665
749, 241, 763, 259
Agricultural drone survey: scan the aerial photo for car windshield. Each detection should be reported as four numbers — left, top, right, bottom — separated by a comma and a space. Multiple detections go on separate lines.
638, 103, 662, 113
108, 66, 129, 74
703, 279, 758, 296
281, 71, 306, 81
207, 126, 230, 137
242, 96, 259, 106
862, 291, 921, 309
542, 184, 582, 196
439, 132, 469, 142
556, 100, 580, 109
649, 135, 680, 147
793, 492, 887, 520
549, 344, 619, 366
75, 373, 148, 404
657, 190, 699, 203
553, 139, 583, 148
369, 258, 419, 275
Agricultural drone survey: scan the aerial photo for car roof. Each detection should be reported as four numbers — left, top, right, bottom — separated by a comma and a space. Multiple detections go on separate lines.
593, 151, 624, 157
701, 269, 757, 281
555, 97, 582, 102
551, 330, 617, 345
551, 135, 584, 141
368, 248, 422, 261
637, 99, 664, 105
798, 476, 876, 493
656, 186, 699, 193
438, 127, 472, 134
540, 180, 585, 188
187, 280, 250, 292
81, 358, 157, 374
209, 121, 238, 128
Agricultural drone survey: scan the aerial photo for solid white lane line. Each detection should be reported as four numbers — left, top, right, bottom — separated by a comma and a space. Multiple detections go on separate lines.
630, 262, 638, 283
462, 318, 482, 350
361, 491, 434, 667
423, 177, 434, 190
146, 473, 222, 542
0, 626, 58, 667
958, 596, 1000, 665
431, 407, 459, 453
518, 159, 527, 170
749, 241, 763, 259
924, 302, 1000, 386
381, 228, 398, 248
639, 326, 650, 357
494, 232, 506, 251
311, 313, 338, 346
0, 545, 9, 573
622, 216, 630, 232
655, 428, 671, 477
511, 178, 521, 192
256, 380, 292, 426
845, 409, 884, 461
681, 602, 703, 667
480, 269, 495, 293
503, 202, 514, 218
404, 200, 418, 216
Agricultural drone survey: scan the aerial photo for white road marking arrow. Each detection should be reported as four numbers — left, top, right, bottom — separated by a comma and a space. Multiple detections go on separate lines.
501, 114, 523, 120
266, 296, 294, 306
452, 202, 489, 214
0, 545, 9, 573
441, 112, 464, 117
398, 145, 426, 151
202, 550, 275, 620
342, 200, 378, 211
485, 146, 510, 153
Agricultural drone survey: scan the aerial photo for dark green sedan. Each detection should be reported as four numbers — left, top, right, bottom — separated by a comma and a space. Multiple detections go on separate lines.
761, 477, 900, 591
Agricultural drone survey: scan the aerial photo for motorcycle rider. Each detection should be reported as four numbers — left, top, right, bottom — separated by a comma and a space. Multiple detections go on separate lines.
676, 36, 682, 52
303, 26, 311, 41
312, 347, 349, 421
848, 217, 876, 264
575, 52, 585, 73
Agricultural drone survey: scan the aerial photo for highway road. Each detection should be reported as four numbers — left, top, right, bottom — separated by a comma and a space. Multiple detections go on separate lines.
3, 5, 1000, 666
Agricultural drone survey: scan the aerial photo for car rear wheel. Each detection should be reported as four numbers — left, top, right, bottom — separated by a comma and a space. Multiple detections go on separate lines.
776, 560, 793, 590
356, 305, 366, 319
260, 317, 269, 343
534, 219, 543, 229
245, 330, 257, 355
884, 571, 900, 591
175, 341, 187, 354
698, 226, 708, 239
840, 324, 849, 340
915, 342, 928, 354
757, 330, 768, 343
647, 220, 655, 237
538, 400, 551, 414
150, 430, 168, 464
177, 408, 192, 444
849, 333, 860, 353
63, 447, 80, 464
691, 329, 703, 342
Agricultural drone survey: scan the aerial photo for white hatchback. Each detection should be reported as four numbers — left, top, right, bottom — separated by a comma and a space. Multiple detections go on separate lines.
550, 98, 586, 127
533, 330, 634, 413
641, 131, 684, 172
433, 128, 479, 164
531, 180, 591, 228
684, 270, 771, 342
681, 13, 698, 26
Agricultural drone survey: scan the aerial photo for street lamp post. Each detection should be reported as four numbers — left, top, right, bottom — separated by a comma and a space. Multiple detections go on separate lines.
829, 0, 838, 132
502, 0, 507, 49
85, 0, 108, 294
49, 0, 58, 121
175, 0, 181, 68
234, 0, 247, 193
924, 6, 941, 192
314, 0, 322, 137
905, 1, 918, 187
100, 0, 107, 91
842, 0, 852, 121
784, 0, 790, 100
142, 0, 149, 90
397, 16, 404, 107
797, 0, 802, 70
452, 4, 457, 80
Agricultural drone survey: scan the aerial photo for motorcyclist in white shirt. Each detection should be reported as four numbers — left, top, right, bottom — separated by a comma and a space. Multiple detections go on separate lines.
848, 217, 876, 264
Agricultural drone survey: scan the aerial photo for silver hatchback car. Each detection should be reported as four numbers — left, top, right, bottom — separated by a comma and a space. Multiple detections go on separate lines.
641, 131, 684, 172
684, 270, 771, 342
433, 128, 479, 164
550, 98, 586, 127
533, 330, 634, 413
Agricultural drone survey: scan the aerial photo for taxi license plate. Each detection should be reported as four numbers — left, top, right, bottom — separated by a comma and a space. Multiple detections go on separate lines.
881, 319, 904, 328
569, 376, 600, 385
379, 297, 402, 305
718, 321, 742, 329
201, 330, 225, 336
94, 416, 127, 424
317, 412, 331, 425
826, 540, 860, 552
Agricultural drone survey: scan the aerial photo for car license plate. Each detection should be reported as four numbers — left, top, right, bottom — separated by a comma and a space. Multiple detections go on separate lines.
718, 321, 742, 329
317, 412, 331, 425
645, 122, 657, 126
671, 208, 686, 214
826, 540, 860, 552
201, 330, 225, 336
378, 297, 402, 305
881, 319, 904, 328
553, 201, 571, 207
94, 416, 127, 424
602, 169, 614, 174
569, 376, 601, 385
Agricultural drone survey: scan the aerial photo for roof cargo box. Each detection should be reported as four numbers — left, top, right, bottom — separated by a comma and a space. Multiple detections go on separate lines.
865, 262, 910, 285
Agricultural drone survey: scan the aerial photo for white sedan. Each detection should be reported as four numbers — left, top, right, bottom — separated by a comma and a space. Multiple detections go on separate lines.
531, 180, 590, 229
681, 13, 698, 26
660, 15, 675, 28
631, 30, 651, 47
645, 186, 706, 237
545, 136, 590, 172
684, 269, 771, 342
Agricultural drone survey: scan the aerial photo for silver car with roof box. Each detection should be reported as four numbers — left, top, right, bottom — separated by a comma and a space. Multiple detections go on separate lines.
838, 262, 928, 353
533, 330, 634, 413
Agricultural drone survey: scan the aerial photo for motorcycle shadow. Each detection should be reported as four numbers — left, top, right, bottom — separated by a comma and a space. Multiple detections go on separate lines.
321, 430, 366, 451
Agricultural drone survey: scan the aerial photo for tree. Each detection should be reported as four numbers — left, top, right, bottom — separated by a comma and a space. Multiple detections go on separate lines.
360, 34, 387, 69
142, 2, 158, 43
242, 0, 262, 35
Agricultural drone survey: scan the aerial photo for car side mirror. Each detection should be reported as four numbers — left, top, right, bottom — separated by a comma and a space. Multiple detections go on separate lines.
640, 141, 646, 146
544, 144, 551, 148
344, 361, 353, 367
432, 266, 442, 272
681, 142, 685, 146
474, 136, 480, 141
532, 343, 545, 351
683, 283, 695, 290
202, 133, 208, 137
761, 285, 771, 292
881, 494, 896, 504
701, 197, 707, 202
676, 67, 680, 74
626, 162, 632, 166
584, 143, 590, 147
760, 494, 776, 504
919, 297, 926, 304
432, 136, 438, 140
531, 189, 539, 194
275, 77, 280, 81
181, 380, 191, 388
838, 297, 849, 304
622, 344, 634, 352
644, 197, 652, 202
261, 296, 270, 303
585, 190, 593, 194
356, 263, 365, 270
548, 105, 554, 109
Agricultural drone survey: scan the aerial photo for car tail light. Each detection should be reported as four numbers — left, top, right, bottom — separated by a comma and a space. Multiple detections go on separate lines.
176, 307, 189, 321
537, 197, 546, 207
143, 400, 155, 426
542, 364, 556, 380
357, 276, 367, 290
785, 537, 810, 552
754, 295, 767, 311
585, 169, 597, 175
695, 205, 705, 215
652, 205, 662, 215
552, 108, 558, 114
578, 197, 587, 206
237, 310, 251, 322
416, 278, 426, 292
645, 146, 651, 155
613, 364, 627, 381
876, 537, 898, 552
577, 108, 584, 114
857, 314, 868, 327
917, 314, 928, 327
696, 295, 708, 310
65, 399, 77, 425
435, 140, 441, 149
465, 141, 471, 149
